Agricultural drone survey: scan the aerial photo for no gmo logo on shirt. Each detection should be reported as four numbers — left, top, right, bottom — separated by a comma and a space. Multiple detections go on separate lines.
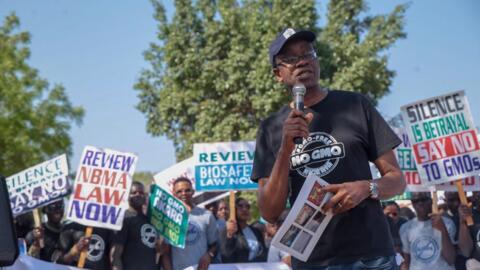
412, 236, 439, 264
290, 132, 345, 177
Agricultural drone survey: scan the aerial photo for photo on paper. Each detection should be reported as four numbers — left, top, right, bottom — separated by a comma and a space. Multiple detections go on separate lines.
292, 231, 313, 253
295, 203, 315, 226
271, 174, 335, 262
305, 211, 326, 232
280, 225, 301, 247
307, 182, 324, 206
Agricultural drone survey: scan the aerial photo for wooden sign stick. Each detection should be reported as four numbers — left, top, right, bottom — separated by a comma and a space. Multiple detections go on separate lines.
431, 190, 439, 214
32, 209, 44, 248
229, 191, 236, 221
77, 226, 93, 268
455, 180, 474, 226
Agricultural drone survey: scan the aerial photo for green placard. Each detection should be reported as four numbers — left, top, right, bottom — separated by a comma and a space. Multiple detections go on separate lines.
148, 185, 189, 248
383, 192, 412, 202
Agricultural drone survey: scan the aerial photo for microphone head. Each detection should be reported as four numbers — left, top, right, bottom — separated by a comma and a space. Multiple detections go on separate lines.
292, 83, 306, 96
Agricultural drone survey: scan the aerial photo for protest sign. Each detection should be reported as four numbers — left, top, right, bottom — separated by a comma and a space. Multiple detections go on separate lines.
66, 146, 137, 230
375, 128, 480, 193
271, 174, 333, 262
6, 154, 70, 216
401, 90, 480, 185
194, 141, 257, 191
154, 157, 195, 193
148, 184, 189, 248
153, 157, 230, 208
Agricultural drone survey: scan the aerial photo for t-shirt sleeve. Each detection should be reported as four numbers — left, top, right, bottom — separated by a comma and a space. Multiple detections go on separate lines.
111, 219, 128, 246
251, 120, 276, 182
362, 96, 401, 161
399, 222, 410, 254
206, 212, 219, 245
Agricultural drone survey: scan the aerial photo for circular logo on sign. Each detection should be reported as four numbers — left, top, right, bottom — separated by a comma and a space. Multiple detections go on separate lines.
412, 236, 439, 264
140, 224, 157, 248
87, 234, 104, 262
290, 132, 345, 177
186, 221, 201, 245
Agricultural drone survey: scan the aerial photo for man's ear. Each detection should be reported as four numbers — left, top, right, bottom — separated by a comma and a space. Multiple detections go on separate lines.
273, 68, 283, 83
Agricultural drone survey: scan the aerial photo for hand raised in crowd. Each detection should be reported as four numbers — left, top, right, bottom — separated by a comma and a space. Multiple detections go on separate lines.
226, 219, 238, 238
321, 180, 370, 214
280, 109, 313, 152
458, 203, 473, 224
430, 213, 448, 233
197, 253, 212, 270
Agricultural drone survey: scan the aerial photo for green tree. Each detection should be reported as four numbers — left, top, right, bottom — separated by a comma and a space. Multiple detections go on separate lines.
0, 14, 84, 176
135, 0, 407, 160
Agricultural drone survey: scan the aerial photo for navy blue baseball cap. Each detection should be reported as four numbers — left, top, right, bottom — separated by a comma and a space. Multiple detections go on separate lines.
269, 28, 316, 67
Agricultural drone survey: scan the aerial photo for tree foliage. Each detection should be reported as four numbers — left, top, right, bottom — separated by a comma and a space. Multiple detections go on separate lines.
135, 0, 407, 160
0, 14, 84, 176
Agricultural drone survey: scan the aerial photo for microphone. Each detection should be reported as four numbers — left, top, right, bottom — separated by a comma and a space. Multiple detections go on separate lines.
292, 83, 306, 145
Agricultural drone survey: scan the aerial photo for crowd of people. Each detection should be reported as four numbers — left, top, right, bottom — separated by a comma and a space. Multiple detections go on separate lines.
14, 178, 480, 270
13, 178, 293, 270
382, 191, 480, 270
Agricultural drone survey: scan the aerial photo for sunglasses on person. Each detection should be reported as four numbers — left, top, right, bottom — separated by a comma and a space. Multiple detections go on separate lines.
276, 50, 317, 67
45, 203, 64, 212
411, 197, 431, 205
175, 188, 193, 196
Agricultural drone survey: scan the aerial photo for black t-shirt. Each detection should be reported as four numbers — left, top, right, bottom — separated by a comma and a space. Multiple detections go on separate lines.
469, 211, 480, 261
445, 210, 480, 268
111, 210, 158, 270
58, 222, 112, 270
25, 222, 62, 262
251, 90, 401, 267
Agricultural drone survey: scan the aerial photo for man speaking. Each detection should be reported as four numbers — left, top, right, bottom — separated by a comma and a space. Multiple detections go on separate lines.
251, 28, 406, 269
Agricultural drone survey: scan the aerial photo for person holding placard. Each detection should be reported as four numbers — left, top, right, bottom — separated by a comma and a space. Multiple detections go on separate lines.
444, 191, 474, 270
399, 192, 456, 270
110, 181, 160, 270
252, 27, 405, 269
56, 222, 112, 270
25, 200, 65, 262
452, 192, 480, 270
163, 177, 219, 270
220, 197, 268, 263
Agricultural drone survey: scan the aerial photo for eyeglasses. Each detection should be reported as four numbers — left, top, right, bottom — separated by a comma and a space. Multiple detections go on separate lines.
175, 188, 193, 195
276, 51, 317, 67
411, 197, 431, 205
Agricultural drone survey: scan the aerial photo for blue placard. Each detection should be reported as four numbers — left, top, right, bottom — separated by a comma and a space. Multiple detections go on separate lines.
195, 163, 257, 191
